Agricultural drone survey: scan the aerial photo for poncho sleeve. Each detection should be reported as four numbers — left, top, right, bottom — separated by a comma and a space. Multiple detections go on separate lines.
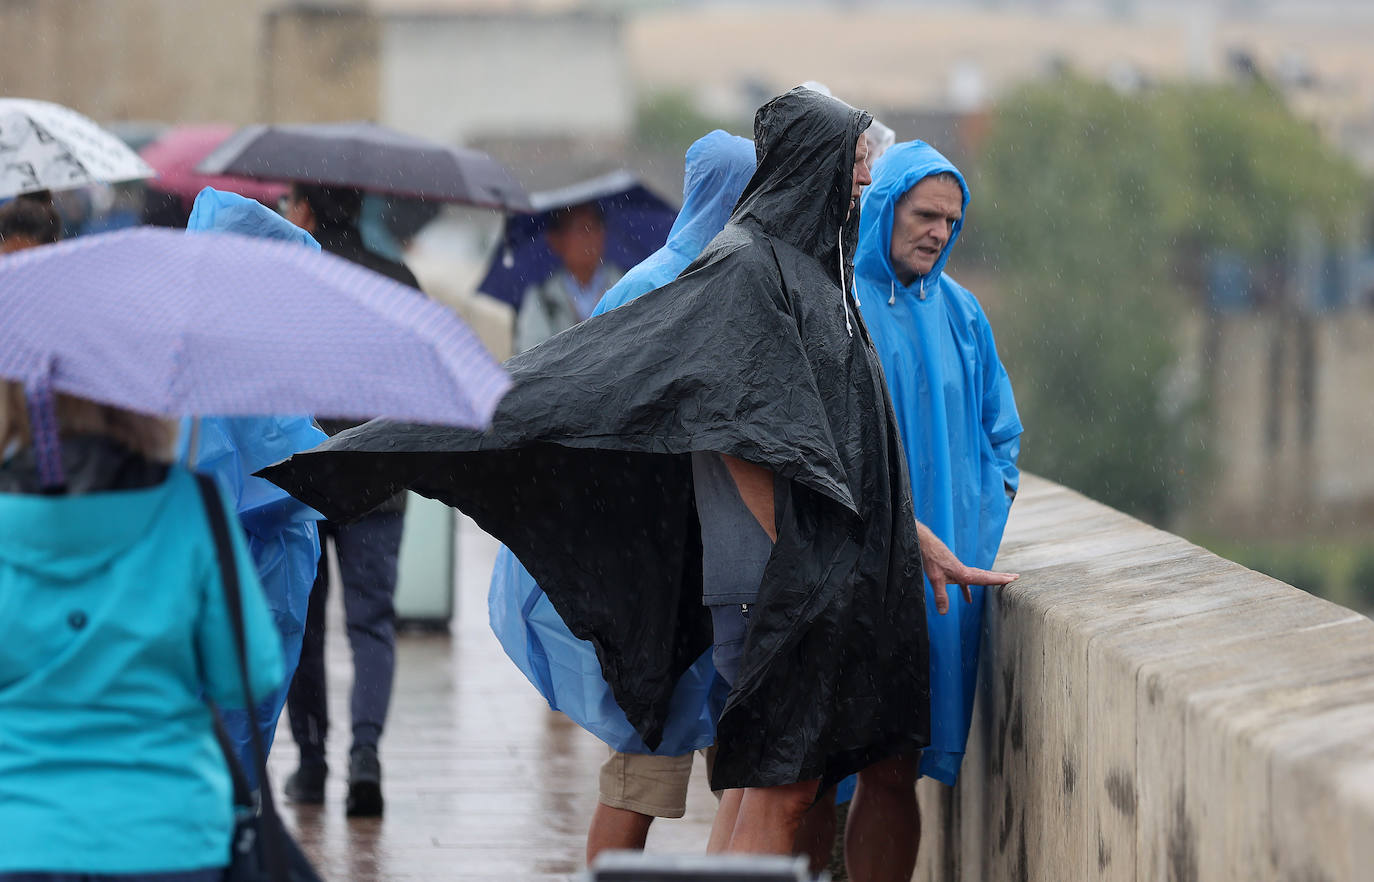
975, 301, 1022, 498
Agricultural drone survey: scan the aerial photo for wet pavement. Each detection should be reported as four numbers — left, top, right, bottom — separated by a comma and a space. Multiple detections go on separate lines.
267, 515, 718, 881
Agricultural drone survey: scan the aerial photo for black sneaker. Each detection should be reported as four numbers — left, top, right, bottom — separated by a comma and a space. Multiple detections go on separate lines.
284, 760, 327, 804
346, 746, 384, 818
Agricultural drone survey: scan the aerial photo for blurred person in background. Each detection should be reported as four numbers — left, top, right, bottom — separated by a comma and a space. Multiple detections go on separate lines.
0, 190, 62, 254
181, 187, 328, 786
514, 201, 623, 352
843, 140, 1022, 881
285, 182, 421, 289
282, 181, 419, 817
0, 383, 283, 881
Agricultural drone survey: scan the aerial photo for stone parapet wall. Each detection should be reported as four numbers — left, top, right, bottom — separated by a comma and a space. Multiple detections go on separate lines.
916, 475, 1374, 881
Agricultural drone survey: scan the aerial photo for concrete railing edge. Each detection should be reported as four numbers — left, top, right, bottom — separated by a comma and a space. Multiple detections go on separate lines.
914, 473, 1374, 882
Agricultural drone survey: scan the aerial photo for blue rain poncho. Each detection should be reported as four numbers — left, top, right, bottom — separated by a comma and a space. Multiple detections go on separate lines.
592, 131, 757, 316
852, 142, 1021, 785
488, 131, 755, 754
181, 188, 327, 778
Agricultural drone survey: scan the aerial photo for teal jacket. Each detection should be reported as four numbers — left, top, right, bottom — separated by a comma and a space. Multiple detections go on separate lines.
0, 465, 284, 873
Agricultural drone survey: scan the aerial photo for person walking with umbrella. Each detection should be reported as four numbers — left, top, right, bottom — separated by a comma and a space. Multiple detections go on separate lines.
0, 222, 509, 875
284, 182, 421, 289
0, 190, 62, 254
180, 187, 329, 787
513, 201, 625, 352
0, 98, 154, 246
281, 181, 420, 817
0, 384, 285, 881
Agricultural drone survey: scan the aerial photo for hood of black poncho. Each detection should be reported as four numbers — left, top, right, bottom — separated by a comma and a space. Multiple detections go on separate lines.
732, 87, 872, 293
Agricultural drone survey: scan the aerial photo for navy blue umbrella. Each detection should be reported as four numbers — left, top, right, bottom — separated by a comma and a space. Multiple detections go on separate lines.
477, 171, 677, 309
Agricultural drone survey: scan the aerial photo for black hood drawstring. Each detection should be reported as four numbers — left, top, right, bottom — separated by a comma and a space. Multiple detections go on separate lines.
840, 225, 852, 336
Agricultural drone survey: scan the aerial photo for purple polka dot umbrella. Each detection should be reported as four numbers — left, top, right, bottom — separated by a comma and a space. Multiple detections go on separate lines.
0, 227, 511, 486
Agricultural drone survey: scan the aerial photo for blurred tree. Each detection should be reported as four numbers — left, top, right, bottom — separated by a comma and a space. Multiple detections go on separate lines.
634, 89, 745, 155
974, 75, 1366, 522
977, 77, 1188, 521
1352, 551, 1374, 611
1162, 83, 1365, 256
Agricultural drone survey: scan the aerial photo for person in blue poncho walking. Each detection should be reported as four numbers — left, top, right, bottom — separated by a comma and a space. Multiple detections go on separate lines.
487, 130, 757, 862
846, 141, 1022, 879
182, 187, 328, 787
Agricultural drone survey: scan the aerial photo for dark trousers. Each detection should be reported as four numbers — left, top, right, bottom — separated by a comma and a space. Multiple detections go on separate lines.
287, 511, 404, 763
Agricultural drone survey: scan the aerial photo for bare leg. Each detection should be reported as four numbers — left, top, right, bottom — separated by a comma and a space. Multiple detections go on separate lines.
845, 754, 920, 882
727, 780, 820, 856
708, 789, 743, 853
794, 787, 838, 875
586, 803, 655, 866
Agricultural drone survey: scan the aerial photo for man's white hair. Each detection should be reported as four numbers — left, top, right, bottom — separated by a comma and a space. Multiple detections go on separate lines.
799, 81, 896, 162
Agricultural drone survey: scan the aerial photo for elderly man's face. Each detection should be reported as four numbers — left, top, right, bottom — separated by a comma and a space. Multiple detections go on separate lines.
848, 136, 873, 221
889, 175, 962, 285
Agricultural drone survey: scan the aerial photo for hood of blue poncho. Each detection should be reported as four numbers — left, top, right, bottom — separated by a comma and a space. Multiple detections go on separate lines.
181, 186, 326, 530
855, 141, 969, 293
592, 130, 754, 316
186, 187, 320, 250
665, 130, 756, 259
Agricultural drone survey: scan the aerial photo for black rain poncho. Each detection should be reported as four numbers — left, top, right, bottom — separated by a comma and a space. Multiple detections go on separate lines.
264, 88, 931, 790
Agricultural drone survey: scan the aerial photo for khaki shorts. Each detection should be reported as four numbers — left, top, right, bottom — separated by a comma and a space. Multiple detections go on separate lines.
598, 745, 717, 818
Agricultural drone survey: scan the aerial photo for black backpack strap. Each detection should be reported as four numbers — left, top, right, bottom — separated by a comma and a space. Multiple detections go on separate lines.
195, 473, 291, 881
211, 700, 255, 810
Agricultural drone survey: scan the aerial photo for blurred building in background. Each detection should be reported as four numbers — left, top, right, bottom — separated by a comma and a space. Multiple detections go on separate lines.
1200, 220, 1374, 537
377, 4, 630, 147
0, 1, 631, 146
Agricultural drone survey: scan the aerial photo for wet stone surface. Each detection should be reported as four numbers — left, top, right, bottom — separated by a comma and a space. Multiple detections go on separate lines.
267, 515, 719, 881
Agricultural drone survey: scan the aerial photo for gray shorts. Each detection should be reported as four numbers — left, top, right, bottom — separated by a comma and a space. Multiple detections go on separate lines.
708, 602, 753, 687
692, 452, 772, 607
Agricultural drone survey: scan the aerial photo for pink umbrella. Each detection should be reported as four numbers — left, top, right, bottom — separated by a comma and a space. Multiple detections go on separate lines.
140, 124, 287, 212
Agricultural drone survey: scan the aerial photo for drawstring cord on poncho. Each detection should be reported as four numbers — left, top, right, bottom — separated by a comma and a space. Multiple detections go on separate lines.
839, 225, 853, 336
888, 276, 928, 306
